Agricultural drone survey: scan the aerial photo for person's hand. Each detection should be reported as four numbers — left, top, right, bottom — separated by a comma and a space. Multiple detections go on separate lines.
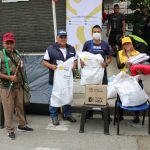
101, 62, 108, 68
80, 59, 85, 68
9, 75, 17, 82
136, 74, 143, 80
50, 64, 57, 70
72, 60, 77, 70
72, 62, 77, 70
124, 61, 132, 68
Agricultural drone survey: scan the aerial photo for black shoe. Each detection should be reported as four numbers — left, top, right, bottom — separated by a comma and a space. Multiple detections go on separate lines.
52, 117, 60, 126
63, 116, 76, 123
17, 126, 33, 132
7, 132, 15, 140
133, 116, 140, 123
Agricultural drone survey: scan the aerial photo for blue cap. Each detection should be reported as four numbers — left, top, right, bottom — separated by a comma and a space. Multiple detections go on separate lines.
57, 30, 67, 36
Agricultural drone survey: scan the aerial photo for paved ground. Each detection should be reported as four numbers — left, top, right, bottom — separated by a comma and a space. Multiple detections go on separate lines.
0, 114, 150, 150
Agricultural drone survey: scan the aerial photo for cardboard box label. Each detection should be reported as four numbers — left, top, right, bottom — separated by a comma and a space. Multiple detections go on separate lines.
85, 85, 107, 106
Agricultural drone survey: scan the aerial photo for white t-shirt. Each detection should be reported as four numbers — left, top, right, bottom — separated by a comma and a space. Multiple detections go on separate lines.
59, 48, 67, 59
43, 49, 50, 60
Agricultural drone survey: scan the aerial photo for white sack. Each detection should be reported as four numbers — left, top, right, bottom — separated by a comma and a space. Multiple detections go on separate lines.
129, 53, 149, 64
132, 56, 150, 64
129, 53, 147, 62
107, 75, 117, 99
113, 72, 149, 107
78, 52, 104, 85
50, 57, 75, 107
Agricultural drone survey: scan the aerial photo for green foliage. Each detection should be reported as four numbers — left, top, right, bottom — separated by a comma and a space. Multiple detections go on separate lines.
129, 0, 150, 10
126, 0, 150, 24
125, 13, 134, 24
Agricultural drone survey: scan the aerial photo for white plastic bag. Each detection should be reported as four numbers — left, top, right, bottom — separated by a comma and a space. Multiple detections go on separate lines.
50, 57, 75, 107
129, 53, 149, 64
78, 52, 104, 85
132, 56, 149, 64
113, 72, 149, 107
107, 75, 117, 99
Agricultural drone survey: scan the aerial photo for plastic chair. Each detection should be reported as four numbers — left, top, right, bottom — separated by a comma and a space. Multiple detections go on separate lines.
114, 99, 150, 135
79, 104, 110, 135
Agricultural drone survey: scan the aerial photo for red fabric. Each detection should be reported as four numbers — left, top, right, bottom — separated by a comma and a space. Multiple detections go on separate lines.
130, 64, 150, 76
3, 32, 15, 43
102, 11, 107, 24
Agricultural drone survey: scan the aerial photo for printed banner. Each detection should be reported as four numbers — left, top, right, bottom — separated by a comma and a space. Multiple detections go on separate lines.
66, 0, 102, 52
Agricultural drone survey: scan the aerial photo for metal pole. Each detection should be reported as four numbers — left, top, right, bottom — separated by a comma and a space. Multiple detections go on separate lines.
52, 0, 57, 42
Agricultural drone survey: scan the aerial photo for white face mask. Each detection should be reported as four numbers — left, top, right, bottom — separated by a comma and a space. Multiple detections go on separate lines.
92, 33, 101, 40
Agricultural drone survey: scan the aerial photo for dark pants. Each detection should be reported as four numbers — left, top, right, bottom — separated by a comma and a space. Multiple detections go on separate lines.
50, 105, 72, 119
109, 31, 123, 51
102, 69, 108, 85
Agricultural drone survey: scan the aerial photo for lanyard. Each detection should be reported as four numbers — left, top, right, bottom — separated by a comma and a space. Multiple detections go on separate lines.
2, 49, 21, 76
3, 48, 11, 76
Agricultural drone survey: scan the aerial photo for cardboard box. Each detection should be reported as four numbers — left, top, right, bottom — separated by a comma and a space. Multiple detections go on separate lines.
85, 85, 107, 106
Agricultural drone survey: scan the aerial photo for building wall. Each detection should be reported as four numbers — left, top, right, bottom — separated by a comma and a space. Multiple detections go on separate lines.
0, 0, 66, 52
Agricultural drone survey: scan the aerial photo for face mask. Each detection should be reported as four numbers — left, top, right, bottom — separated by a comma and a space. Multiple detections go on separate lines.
93, 33, 101, 40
